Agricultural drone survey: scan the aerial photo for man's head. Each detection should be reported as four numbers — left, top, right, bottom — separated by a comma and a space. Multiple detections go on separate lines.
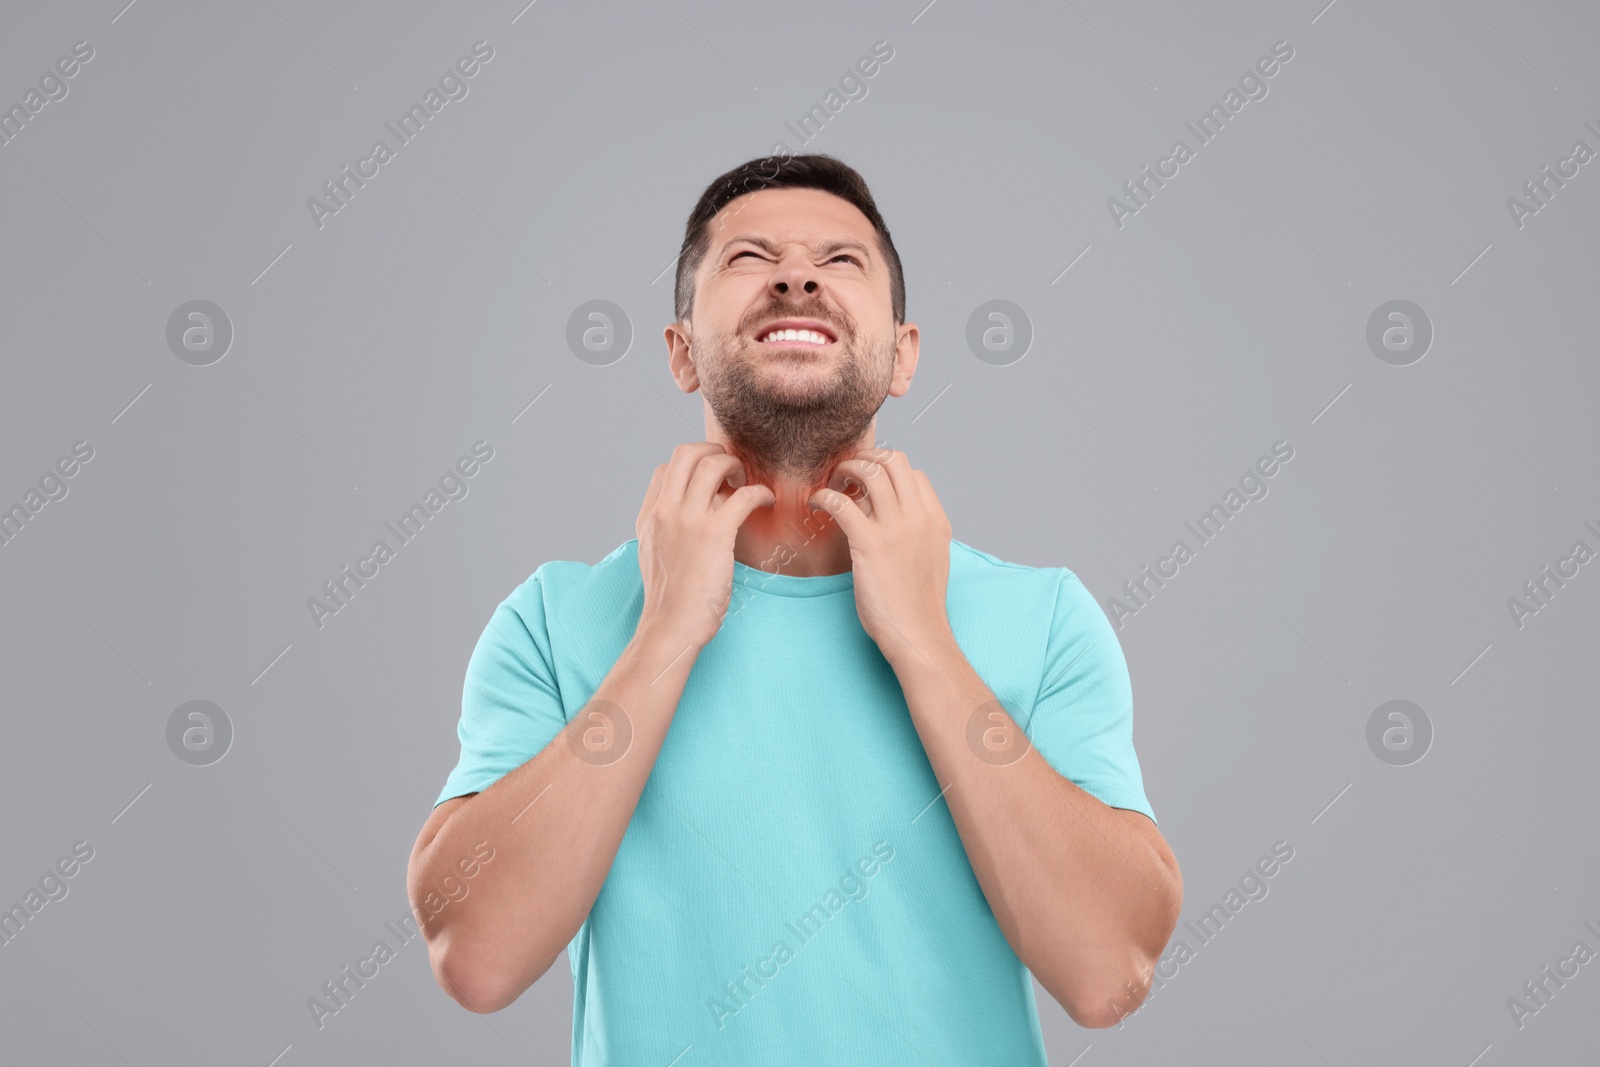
672, 154, 906, 327
665, 155, 919, 486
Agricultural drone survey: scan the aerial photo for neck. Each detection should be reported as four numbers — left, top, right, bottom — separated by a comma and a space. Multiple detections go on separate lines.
733, 478, 852, 577
711, 429, 866, 578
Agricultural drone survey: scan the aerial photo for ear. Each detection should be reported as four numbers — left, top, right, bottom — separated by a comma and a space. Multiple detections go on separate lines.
886, 321, 921, 398
664, 321, 701, 393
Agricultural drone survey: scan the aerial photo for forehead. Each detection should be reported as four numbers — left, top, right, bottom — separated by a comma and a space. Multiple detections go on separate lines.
706, 186, 877, 251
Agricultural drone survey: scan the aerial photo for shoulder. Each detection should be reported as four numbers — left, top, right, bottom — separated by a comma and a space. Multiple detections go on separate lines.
949, 538, 1079, 597
950, 538, 1046, 575
949, 540, 1108, 638
497, 539, 641, 624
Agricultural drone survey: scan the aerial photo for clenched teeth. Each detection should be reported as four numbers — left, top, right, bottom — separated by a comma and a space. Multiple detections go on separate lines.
759, 328, 831, 345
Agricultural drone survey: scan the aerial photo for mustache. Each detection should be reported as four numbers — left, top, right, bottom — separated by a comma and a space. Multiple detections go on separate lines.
742, 304, 850, 339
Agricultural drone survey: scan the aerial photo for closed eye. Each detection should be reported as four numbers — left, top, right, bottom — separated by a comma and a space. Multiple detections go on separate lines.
729, 251, 861, 265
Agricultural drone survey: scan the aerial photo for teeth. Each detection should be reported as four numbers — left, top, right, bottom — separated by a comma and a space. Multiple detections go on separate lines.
760, 328, 830, 344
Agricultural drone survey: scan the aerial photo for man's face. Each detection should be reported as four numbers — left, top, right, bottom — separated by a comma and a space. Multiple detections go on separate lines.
666, 186, 918, 484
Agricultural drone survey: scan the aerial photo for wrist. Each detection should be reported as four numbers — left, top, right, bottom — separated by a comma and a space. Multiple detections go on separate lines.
632, 613, 708, 662
876, 618, 958, 670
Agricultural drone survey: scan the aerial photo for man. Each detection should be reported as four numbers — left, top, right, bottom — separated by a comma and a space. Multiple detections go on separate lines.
407, 154, 1181, 1064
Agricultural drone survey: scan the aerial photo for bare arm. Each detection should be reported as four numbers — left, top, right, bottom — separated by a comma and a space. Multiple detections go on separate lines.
807, 448, 1182, 1029
407, 620, 700, 1013
889, 631, 1182, 1029
406, 443, 774, 1013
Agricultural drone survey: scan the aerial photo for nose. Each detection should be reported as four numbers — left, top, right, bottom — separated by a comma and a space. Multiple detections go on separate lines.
769, 249, 821, 300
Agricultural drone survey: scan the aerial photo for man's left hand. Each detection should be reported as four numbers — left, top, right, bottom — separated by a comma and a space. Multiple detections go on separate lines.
807, 447, 954, 664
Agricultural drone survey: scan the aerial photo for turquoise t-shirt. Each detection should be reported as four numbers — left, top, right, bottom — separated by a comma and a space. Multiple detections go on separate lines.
434, 538, 1155, 1066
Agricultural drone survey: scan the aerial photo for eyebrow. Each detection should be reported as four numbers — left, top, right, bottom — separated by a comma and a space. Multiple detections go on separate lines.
720, 235, 873, 264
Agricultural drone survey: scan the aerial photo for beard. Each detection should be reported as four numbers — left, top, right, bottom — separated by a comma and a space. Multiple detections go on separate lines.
692, 307, 894, 485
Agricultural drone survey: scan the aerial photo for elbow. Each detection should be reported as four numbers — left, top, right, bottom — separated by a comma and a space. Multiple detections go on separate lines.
1072, 1001, 1137, 1031
1041, 942, 1166, 1030
1076, 970, 1151, 1029
432, 944, 516, 1014
1053, 970, 1149, 1030
1050, 839, 1184, 1029
428, 932, 556, 1015
1073, 859, 1184, 1028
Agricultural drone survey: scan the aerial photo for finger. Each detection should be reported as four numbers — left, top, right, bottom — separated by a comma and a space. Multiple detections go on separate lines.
806, 486, 871, 541
662, 441, 729, 502
637, 463, 667, 533
687, 452, 749, 508
868, 448, 920, 511
714, 482, 778, 523
912, 469, 943, 519
913, 469, 952, 532
828, 458, 894, 520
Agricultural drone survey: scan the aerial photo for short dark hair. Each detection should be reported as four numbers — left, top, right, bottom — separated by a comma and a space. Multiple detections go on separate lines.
673, 153, 906, 326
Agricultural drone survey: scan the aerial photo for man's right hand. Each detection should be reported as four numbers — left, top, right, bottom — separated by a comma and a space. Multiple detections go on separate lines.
635, 442, 775, 652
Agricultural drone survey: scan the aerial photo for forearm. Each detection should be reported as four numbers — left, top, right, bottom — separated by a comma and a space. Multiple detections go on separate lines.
886, 628, 1181, 1025
410, 622, 702, 1011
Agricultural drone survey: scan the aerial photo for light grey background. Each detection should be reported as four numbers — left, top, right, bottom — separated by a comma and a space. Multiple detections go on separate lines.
2, 0, 1596, 1064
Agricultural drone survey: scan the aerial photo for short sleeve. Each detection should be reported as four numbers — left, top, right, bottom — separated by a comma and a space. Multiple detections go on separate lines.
433, 570, 570, 808
1023, 569, 1156, 824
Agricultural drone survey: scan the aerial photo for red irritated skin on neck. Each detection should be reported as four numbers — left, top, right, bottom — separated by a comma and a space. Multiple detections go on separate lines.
714, 449, 858, 579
